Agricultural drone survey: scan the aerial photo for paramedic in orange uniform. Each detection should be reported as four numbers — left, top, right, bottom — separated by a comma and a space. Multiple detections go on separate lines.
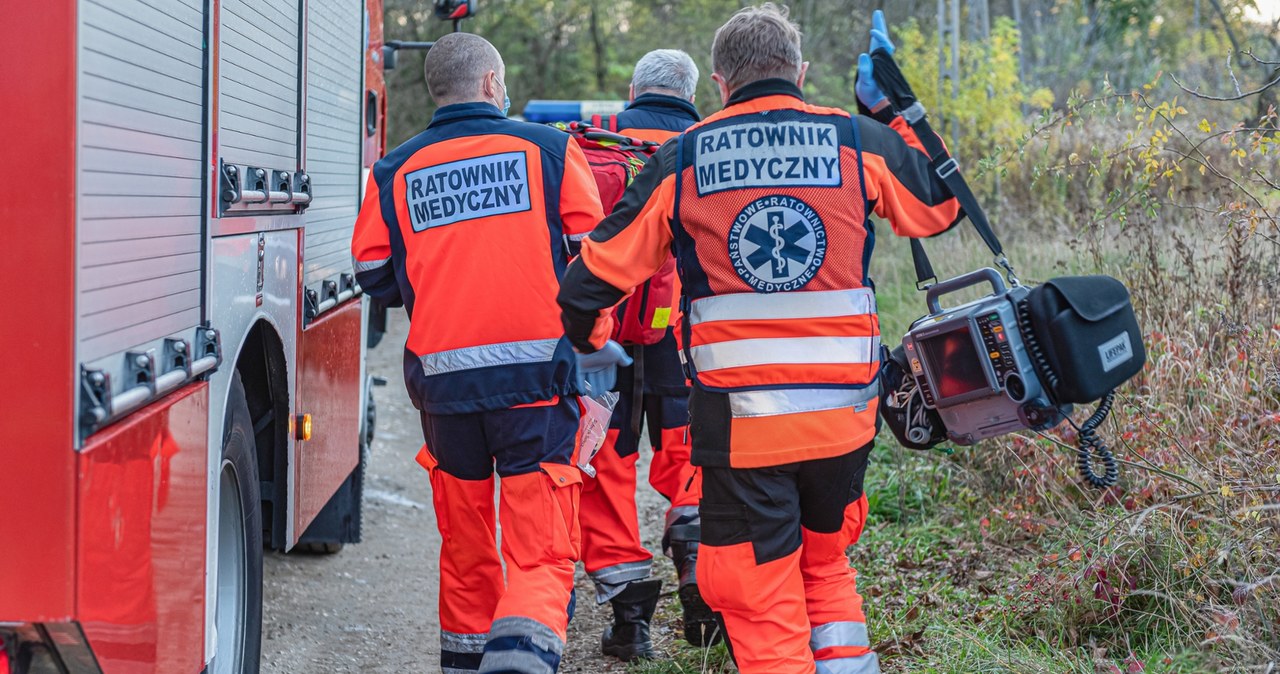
558, 6, 962, 673
574, 49, 715, 660
351, 33, 606, 674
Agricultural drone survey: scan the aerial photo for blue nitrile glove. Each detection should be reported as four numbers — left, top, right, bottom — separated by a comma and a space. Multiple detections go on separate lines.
870, 9, 895, 55
576, 341, 633, 395
855, 10, 896, 112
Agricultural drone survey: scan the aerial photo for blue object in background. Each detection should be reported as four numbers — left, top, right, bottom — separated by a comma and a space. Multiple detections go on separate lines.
522, 99, 627, 123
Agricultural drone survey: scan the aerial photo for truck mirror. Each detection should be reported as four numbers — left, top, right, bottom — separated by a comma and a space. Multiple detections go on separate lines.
382, 41, 437, 72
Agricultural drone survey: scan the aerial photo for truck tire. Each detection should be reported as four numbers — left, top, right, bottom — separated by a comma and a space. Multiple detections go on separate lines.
366, 298, 389, 349
291, 452, 362, 554
293, 439, 367, 555
209, 372, 264, 674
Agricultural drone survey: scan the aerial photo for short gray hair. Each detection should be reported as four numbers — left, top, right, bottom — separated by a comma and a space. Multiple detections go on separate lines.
712, 3, 802, 91
423, 32, 503, 105
631, 49, 699, 100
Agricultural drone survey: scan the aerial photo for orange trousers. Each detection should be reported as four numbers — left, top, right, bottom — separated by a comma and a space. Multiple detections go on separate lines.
579, 390, 701, 601
417, 400, 581, 673
697, 446, 879, 674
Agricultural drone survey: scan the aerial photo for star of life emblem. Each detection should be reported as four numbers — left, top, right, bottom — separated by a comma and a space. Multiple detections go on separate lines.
727, 196, 827, 292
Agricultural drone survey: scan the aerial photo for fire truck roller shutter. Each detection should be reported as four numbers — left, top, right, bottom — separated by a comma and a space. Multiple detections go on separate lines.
218, 0, 301, 171
75, 0, 206, 438
303, 0, 365, 310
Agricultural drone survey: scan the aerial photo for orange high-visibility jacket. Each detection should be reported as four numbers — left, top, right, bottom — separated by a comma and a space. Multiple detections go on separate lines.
559, 80, 962, 467
353, 102, 605, 414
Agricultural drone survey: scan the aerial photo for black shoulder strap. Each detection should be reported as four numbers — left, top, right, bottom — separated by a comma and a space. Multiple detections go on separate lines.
867, 49, 1006, 286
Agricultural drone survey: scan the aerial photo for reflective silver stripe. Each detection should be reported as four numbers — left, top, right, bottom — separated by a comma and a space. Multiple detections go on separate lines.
816, 652, 881, 674
478, 616, 563, 674
352, 256, 391, 273
444, 668, 479, 674
664, 504, 700, 530
590, 560, 653, 584
810, 621, 871, 651
588, 560, 654, 603
567, 232, 590, 242
442, 630, 487, 654
485, 617, 564, 657
478, 651, 555, 674
420, 338, 560, 377
690, 288, 876, 324
689, 336, 879, 372
730, 384, 880, 418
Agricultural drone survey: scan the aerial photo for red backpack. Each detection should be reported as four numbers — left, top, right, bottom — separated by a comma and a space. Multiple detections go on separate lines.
589, 113, 619, 133
556, 122, 680, 346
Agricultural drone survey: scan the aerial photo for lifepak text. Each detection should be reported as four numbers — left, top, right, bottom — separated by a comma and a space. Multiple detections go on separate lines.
405, 151, 531, 231
694, 121, 841, 195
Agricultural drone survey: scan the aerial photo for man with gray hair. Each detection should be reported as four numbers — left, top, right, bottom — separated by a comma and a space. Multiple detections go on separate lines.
587, 49, 700, 142
576, 48, 710, 661
352, 31, 608, 674
560, 5, 964, 672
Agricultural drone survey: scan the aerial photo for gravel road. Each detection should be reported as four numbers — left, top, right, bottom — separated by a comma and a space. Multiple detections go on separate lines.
262, 310, 680, 673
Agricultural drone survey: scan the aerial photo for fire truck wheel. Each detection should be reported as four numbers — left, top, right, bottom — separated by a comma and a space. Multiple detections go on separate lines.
211, 372, 264, 674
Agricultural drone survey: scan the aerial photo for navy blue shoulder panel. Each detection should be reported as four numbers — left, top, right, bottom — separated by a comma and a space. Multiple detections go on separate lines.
615, 107, 695, 134
617, 94, 700, 133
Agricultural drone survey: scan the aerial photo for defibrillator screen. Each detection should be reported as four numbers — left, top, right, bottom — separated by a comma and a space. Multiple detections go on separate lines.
919, 324, 990, 400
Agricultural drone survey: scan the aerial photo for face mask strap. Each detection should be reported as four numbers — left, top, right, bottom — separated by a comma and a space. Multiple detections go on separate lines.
492, 72, 510, 116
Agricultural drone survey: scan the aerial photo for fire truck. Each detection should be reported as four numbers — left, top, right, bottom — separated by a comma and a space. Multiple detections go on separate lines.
0, 0, 444, 671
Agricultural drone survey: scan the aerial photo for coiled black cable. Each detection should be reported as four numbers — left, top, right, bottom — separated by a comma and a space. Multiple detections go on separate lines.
1016, 299, 1119, 488
1016, 299, 1060, 394
1074, 392, 1119, 487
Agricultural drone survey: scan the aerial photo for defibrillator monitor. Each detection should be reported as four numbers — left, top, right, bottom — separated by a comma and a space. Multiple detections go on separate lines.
916, 323, 991, 402
899, 268, 1063, 444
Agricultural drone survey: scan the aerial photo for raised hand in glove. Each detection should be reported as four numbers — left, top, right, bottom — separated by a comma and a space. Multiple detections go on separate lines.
855, 10, 896, 113
576, 340, 632, 396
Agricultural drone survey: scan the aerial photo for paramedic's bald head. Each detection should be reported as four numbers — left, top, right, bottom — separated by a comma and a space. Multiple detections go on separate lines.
424, 33, 506, 108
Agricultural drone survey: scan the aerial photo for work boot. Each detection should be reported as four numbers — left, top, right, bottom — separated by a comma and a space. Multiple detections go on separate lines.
601, 579, 662, 661
663, 513, 723, 647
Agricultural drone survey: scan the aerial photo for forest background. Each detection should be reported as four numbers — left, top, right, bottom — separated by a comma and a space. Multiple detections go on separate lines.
383, 1, 1280, 671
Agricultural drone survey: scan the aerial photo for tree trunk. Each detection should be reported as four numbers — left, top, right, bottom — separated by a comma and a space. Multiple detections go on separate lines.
590, 0, 606, 93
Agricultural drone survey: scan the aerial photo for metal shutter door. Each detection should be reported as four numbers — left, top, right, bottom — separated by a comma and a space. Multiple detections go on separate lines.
77, 0, 205, 366
303, 0, 362, 293
219, 0, 300, 171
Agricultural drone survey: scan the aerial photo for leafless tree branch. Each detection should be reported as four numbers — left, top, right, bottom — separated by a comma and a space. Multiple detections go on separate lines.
1228, 52, 1244, 96
1243, 50, 1279, 67
1169, 70, 1280, 101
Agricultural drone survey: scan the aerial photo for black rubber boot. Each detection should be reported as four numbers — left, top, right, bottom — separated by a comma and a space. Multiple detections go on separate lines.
664, 518, 724, 647
600, 579, 662, 661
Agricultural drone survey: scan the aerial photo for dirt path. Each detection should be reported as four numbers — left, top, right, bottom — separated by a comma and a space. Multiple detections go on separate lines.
263, 310, 677, 673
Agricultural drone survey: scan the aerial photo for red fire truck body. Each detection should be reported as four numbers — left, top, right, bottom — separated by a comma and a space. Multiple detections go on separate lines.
0, 1, 390, 671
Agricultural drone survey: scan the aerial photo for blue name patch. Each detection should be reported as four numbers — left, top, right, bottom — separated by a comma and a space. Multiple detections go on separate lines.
694, 121, 841, 195
405, 151, 531, 231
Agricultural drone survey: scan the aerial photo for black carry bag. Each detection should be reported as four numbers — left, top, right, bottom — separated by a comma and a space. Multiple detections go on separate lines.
1021, 276, 1146, 405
